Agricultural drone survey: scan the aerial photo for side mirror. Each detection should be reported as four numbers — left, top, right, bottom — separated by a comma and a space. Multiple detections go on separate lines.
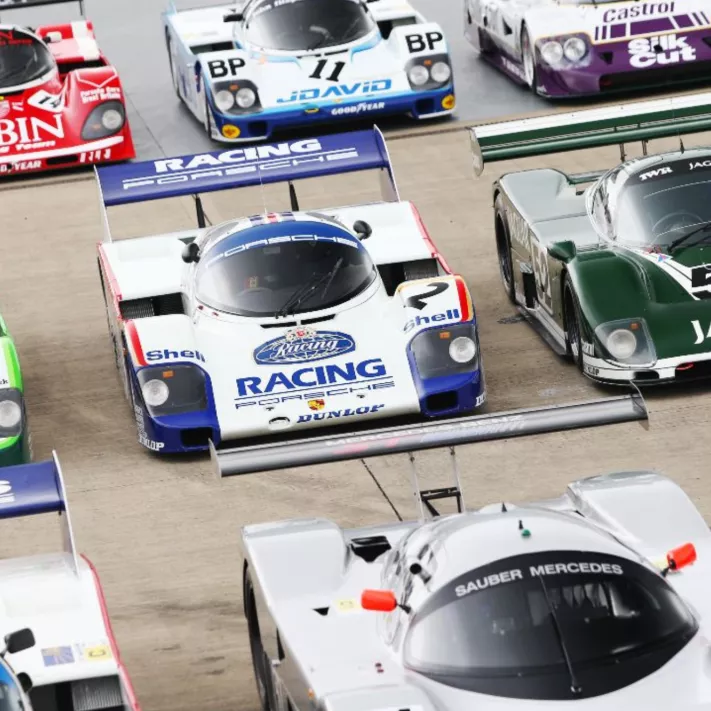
224, 11, 243, 21
548, 240, 577, 263
182, 241, 201, 264
353, 220, 372, 240
5, 628, 35, 656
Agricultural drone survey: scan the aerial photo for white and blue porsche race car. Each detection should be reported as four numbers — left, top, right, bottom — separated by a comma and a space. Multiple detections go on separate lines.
162, 0, 454, 143
95, 128, 484, 456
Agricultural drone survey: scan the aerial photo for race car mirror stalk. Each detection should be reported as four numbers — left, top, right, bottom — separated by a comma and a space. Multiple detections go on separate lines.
182, 241, 201, 263
2, 629, 35, 657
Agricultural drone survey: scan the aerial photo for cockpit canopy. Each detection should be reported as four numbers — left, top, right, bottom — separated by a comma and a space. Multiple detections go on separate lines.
404, 549, 696, 700
589, 153, 711, 250
195, 218, 377, 317
242, 0, 376, 51
0, 28, 54, 90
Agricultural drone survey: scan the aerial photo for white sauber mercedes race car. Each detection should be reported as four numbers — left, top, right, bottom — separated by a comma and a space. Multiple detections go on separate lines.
225, 392, 711, 710
162, 0, 454, 143
95, 128, 484, 456
0, 454, 139, 711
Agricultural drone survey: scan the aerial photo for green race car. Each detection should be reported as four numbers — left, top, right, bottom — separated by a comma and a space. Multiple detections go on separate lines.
471, 91, 711, 385
0, 315, 29, 466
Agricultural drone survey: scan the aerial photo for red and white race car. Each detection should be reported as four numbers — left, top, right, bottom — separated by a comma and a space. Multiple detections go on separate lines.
0, 0, 134, 176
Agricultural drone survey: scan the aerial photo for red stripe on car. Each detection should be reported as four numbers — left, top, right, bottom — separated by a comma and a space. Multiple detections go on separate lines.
124, 320, 146, 366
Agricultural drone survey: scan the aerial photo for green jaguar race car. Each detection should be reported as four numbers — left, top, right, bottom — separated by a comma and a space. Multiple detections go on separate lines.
0, 315, 29, 466
471, 91, 711, 385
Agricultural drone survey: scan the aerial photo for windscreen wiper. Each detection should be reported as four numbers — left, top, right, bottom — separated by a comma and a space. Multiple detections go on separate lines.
274, 258, 343, 319
668, 221, 711, 254
537, 575, 582, 697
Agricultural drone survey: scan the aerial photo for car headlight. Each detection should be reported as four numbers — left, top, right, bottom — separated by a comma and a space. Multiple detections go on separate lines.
0, 388, 23, 437
563, 36, 587, 62
449, 336, 476, 363
81, 100, 126, 140
408, 65, 429, 86
594, 319, 656, 366
142, 379, 170, 408
236, 87, 256, 108
430, 61, 451, 84
137, 365, 208, 417
540, 40, 563, 65
410, 324, 479, 379
214, 90, 235, 112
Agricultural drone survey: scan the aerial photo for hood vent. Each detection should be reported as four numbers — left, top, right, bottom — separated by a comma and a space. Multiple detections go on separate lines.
260, 314, 335, 328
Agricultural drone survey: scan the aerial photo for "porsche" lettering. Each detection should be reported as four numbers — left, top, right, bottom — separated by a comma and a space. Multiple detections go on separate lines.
0, 116, 63, 146
277, 80, 392, 104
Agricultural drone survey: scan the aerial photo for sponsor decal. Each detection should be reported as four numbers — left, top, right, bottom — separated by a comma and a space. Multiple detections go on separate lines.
508, 209, 530, 249
236, 357, 387, 396
690, 159, 711, 171
0, 28, 33, 46
134, 403, 166, 451
602, 1, 674, 23
0, 479, 14, 504
152, 138, 323, 174
207, 56, 245, 80
405, 30, 444, 53
0, 115, 64, 147
298, 403, 384, 423
234, 379, 394, 409
307, 398, 325, 411
404, 308, 461, 333
639, 166, 673, 181
145, 348, 206, 363
692, 319, 711, 344
138, 434, 165, 451
79, 148, 113, 165
80, 85, 122, 104
691, 265, 711, 288
628, 34, 695, 68
405, 282, 449, 310
331, 101, 385, 116
475, 392, 486, 407
254, 330, 356, 365
0, 101, 9, 119
277, 79, 392, 104
455, 561, 624, 598
75, 643, 113, 662
502, 57, 525, 81
42, 646, 75, 667
0, 160, 41, 173
584, 364, 600, 377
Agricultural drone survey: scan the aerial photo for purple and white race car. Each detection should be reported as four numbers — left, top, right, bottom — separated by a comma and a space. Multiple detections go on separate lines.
464, 0, 711, 97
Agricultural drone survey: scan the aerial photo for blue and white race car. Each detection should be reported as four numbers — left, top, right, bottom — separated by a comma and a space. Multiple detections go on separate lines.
162, 0, 454, 143
95, 129, 484, 455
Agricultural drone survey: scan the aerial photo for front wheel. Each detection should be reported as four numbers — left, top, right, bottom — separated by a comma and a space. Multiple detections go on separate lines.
494, 195, 516, 304
166, 32, 181, 99
244, 567, 274, 711
563, 276, 584, 371
521, 28, 538, 92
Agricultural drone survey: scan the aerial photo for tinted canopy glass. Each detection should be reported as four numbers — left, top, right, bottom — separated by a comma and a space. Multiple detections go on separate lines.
195, 220, 376, 317
405, 550, 696, 700
243, 0, 376, 51
0, 30, 54, 89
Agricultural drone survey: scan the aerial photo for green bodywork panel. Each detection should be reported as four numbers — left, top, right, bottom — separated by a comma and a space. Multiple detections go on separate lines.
0, 316, 29, 467
497, 169, 711, 361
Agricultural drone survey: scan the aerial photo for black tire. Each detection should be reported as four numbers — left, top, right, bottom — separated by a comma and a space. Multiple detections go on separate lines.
521, 27, 538, 93
204, 89, 216, 140
244, 566, 274, 711
563, 275, 584, 371
494, 195, 516, 304
166, 32, 181, 99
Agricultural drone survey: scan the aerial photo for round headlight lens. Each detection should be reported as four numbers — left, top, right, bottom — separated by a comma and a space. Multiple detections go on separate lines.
563, 36, 587, 62
142, 379, 170, 408
100, 108, 123, 131
449, 336, 477, 364
540, 40, 564, 65
235, 87, 256, 108
606, 329, 637, 360
408, 65, 429, 86
214, 90, 235, 112
430, 61, 451, 84
0, 400, 21, 429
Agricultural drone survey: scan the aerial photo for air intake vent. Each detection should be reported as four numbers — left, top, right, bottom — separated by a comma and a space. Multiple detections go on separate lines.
351, 535, 392, 562
71, 675, 123, 711
119, 293, 184, 320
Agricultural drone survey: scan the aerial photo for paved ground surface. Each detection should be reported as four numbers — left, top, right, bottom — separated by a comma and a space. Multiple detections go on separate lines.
2, 122, 711, 711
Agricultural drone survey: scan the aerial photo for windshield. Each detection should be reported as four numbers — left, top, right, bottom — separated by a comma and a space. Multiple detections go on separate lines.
243, 0, 376, 51
405, 551, 697, 700
195, 220, 377, 317
0, 661, 24, 711
608, 157, 711, 248
0, 29, 54, 89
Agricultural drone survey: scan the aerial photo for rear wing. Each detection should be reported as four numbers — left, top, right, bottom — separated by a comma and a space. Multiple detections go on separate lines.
0, 452, 79, 574
0, 0, 85, 15
95, 127, 400, 237
470, 91, 711, 176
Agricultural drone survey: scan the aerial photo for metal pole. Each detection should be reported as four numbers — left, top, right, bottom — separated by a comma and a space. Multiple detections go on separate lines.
407, 452, 426, 521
